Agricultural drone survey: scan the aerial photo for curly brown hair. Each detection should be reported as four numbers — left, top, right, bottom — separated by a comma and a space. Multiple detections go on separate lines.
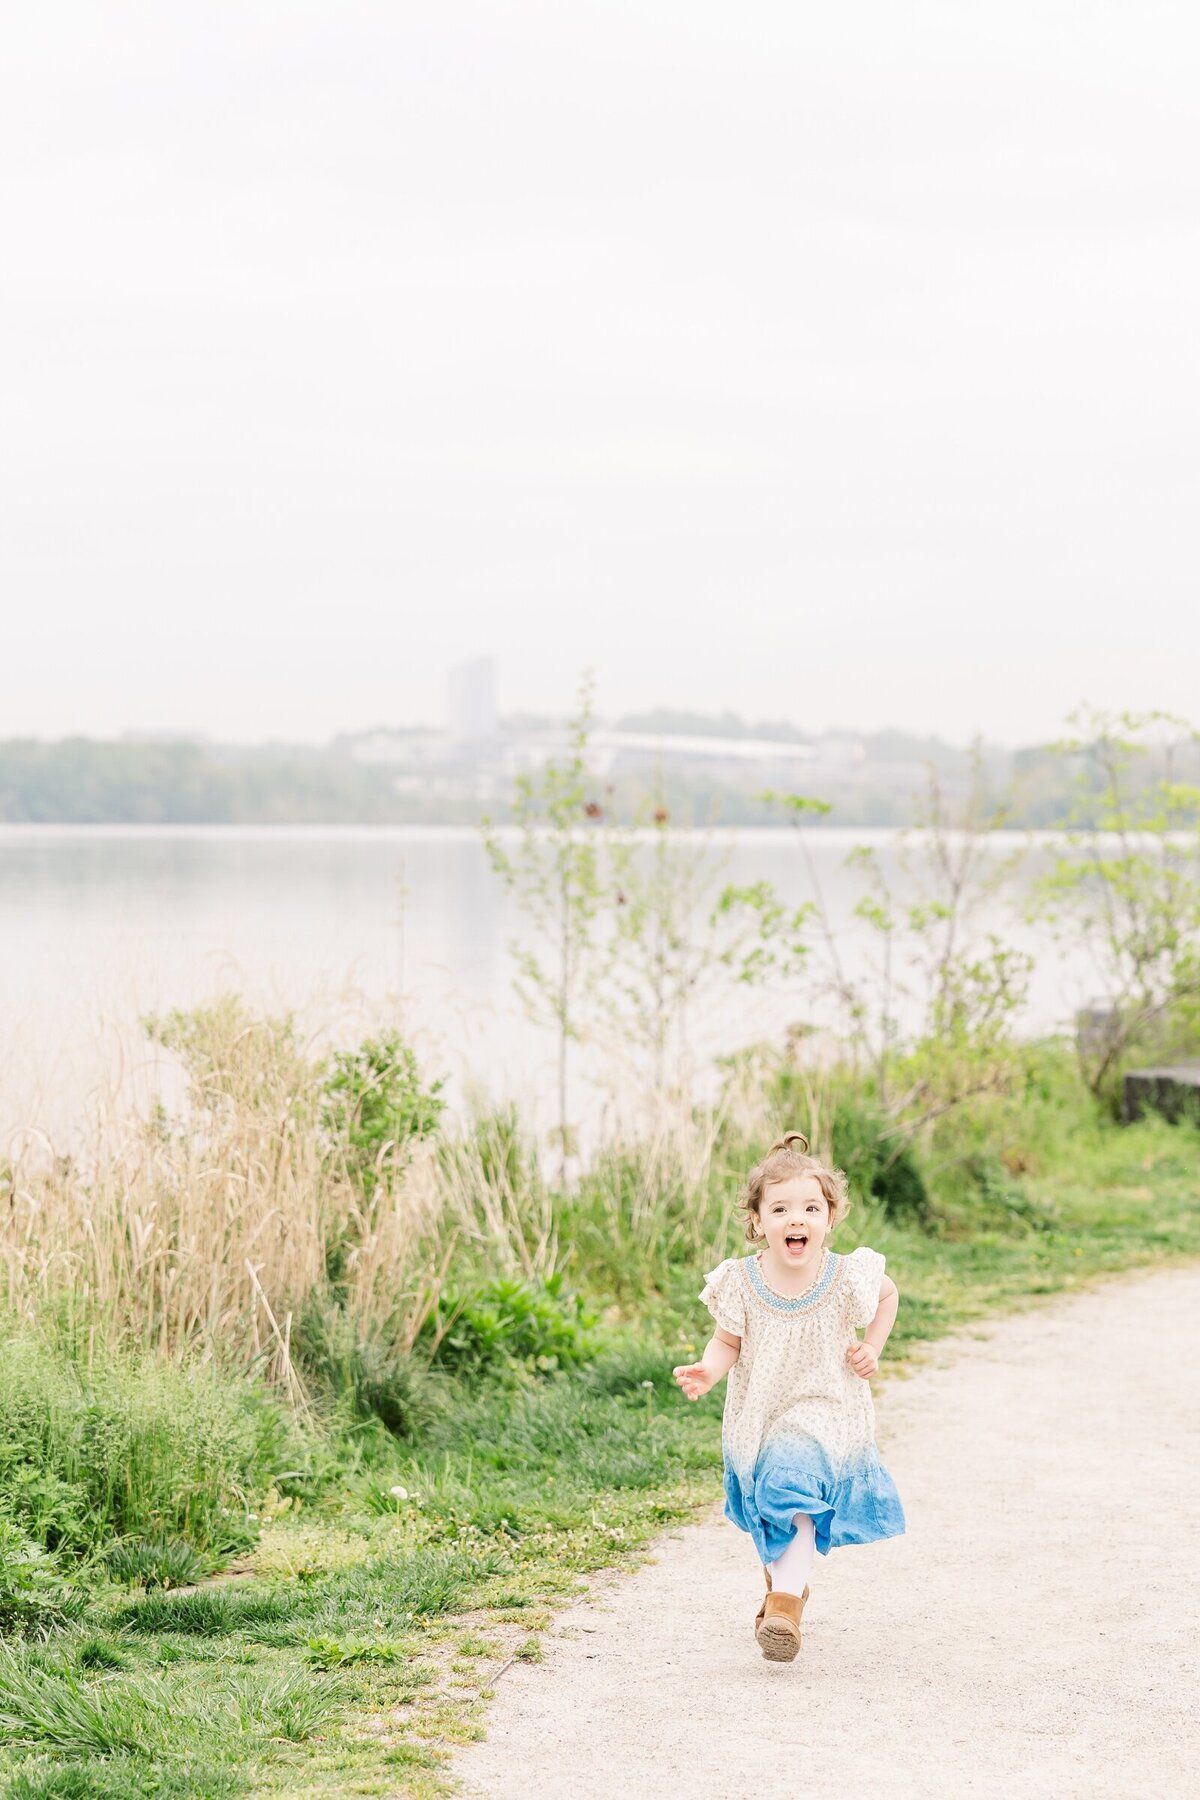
738, 1131, 851, 1242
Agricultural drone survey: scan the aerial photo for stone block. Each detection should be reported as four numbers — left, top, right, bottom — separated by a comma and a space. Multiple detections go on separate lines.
1122, 1063, 1200, 1125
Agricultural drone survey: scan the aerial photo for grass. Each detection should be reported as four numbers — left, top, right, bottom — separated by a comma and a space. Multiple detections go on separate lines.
0, 1025, 1197, 1796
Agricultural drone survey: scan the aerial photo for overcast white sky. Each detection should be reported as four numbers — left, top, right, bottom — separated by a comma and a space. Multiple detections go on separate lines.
3, 1, 1198, 746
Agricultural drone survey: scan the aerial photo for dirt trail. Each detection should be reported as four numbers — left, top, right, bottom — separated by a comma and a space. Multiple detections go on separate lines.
455, 1265, 1200, 1800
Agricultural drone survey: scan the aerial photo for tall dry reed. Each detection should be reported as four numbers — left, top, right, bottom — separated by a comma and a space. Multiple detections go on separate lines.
0, 1002, 506, 1386
0, 998, 781, 1388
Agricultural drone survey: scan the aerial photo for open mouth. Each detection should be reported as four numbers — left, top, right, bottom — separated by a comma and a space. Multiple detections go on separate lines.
784, 1232, 809, 1256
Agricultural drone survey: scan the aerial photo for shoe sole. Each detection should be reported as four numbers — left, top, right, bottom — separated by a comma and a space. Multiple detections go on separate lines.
756, 1620, 801, 1663
754, 1583, 809, 1647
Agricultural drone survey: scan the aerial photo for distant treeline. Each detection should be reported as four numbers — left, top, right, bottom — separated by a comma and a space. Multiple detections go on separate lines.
0, 730, 1190, 828
0, 739, 433, 826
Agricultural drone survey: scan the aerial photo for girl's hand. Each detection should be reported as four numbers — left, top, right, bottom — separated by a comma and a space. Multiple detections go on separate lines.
673, 1361, 716, 1401
846, 1339, 879, 1380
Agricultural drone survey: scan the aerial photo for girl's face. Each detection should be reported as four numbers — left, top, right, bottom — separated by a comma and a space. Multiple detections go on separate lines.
756, 1174, 831, 1275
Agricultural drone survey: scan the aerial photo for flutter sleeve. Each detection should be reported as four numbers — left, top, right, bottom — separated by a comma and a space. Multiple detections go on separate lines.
699, 1258, 747, 1338
843, 1245, 887, 1329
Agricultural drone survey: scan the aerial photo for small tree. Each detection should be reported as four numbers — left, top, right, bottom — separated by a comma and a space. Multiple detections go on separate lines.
1030, 707, 1200, 1097
482, 675, 605, 1181
873, 750, 1029, 1125
712, 793, 823, 998
320, 1033, 445, 1198
602, 787, 732, 1106
725, 758, 1030, 1139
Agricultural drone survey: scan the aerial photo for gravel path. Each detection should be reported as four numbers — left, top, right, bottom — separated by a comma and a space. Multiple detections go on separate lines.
455, 1265, 1200, 1800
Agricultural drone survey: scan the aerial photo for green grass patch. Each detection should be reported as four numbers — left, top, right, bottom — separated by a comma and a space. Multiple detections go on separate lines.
1, 1046, 1197, 1797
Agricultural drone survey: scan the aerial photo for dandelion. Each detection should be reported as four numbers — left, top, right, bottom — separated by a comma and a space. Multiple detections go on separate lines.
390, 1485, 409, 1500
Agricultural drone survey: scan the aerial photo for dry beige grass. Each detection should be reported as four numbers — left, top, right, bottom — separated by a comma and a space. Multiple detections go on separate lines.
0, 996, 758, 1390
0, 1002, 446, 1386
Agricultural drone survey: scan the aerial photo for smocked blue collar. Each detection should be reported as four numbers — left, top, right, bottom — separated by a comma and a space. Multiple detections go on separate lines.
742, 1249, 840, 1314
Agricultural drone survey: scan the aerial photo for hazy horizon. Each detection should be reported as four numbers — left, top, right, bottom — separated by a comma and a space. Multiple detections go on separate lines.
9, 703, 1083, 756
5, 3, 1198, 746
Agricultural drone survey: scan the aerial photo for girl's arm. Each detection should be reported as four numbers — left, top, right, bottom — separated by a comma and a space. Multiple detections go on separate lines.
673, 1328, 740, 1400
846, 1275, 899, 1380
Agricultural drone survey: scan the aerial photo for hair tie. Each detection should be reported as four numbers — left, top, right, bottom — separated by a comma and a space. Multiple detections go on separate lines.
771, 1130, 809, 1155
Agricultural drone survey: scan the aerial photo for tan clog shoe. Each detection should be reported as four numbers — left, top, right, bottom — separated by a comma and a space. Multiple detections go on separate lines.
756, 1589, 807, 1663
754, 1570, 809, 1641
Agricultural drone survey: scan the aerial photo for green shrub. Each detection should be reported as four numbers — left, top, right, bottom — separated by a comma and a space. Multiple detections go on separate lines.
827, 1096, 932, 1227
0, 1520, 85, 1638
320, 1033, 445, 1200
0, 1334, 293, 1557
292, 1304, 446, 1440
966, 1157, 1058, 1232
422, 1275, 594, 1375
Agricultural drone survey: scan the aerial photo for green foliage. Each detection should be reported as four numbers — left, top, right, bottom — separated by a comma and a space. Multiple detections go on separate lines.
0, 1651, 339, 1767
965, 1157, 1058, 1233
0, 1522, 85, 1639
304, 1635, 423, 1670
288, 1548, 501, 1638
712, 879, 814, 989
319, 1033, 445, 1198
72, 1641, 129, 1673
423, 1275, 594, 1376
1029, 708, 1200, 1098
823, 1096, 932, 1227
0, 1337, 290, 1557
0, 1651, 169, 1755
117, 1585, 299, 1637
6, 1759, 241, 1800
603, 797, 733, 1100
292, 1304, 447, 1439
482, 673, 606, 1171
103, 1539, 207, 1593
467, 1105, 537, 1196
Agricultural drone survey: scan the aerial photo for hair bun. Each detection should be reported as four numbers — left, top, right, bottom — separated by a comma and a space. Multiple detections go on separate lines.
771, 1130, 809, 1155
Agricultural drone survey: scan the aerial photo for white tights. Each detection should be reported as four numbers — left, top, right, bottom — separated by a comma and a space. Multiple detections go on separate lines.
767, 1512, 815, 1597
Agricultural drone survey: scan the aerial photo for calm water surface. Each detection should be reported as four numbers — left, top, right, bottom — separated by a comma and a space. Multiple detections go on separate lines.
1, 826, 1086, 1142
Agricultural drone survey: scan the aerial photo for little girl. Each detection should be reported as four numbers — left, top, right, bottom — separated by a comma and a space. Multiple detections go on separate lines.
673, 1131, 905, 1662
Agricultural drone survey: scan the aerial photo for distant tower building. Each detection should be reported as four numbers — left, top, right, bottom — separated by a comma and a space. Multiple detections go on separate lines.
446, 656, 497, 745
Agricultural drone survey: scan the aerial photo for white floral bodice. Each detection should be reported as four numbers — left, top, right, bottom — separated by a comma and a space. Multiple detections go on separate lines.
701, 1246, 886, 1481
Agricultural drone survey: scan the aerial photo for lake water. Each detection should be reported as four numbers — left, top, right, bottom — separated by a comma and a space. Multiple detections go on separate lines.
0, 826, 1091, 1145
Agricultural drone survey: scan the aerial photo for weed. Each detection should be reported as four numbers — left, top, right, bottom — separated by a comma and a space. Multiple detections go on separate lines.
72, 1640, 128, 1673
304, 1636, 420, 1670
104, 1537, 207, 1592
422, 1274, 593, 1376
0, 1522, 85, 1638
384, 1741, 443, 1769
117, 1585, 299, 1637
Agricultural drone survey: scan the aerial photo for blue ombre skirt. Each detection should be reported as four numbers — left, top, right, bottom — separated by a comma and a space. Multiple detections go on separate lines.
724, 1442, 905, 1563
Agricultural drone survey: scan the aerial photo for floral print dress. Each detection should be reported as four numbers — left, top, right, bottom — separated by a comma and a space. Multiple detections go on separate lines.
701, 1247, 906, 1562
